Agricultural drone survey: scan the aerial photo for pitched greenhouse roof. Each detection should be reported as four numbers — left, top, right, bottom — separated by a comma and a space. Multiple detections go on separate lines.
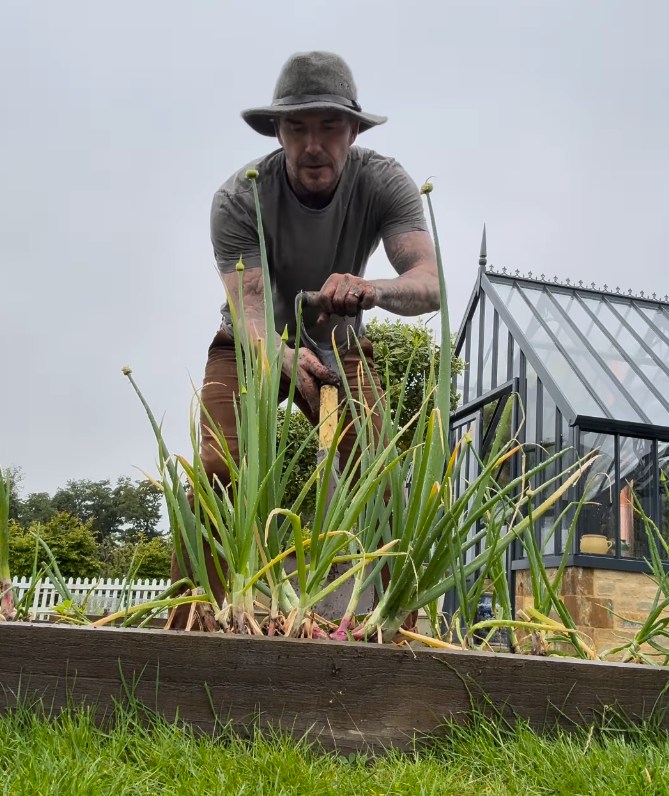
482, 270, 669, 428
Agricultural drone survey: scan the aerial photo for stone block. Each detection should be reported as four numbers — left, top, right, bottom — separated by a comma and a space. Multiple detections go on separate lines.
613, 612, 646, 630
557, 595, 613, 630
589, 599, 614, 629
515, 572, 528, 597
561, 567, 594, 597
594, 578, 617, 596
561, 595, 585, 626
515, 566, 668, 655
594, 570, 640, 589
593, 627, 635, 658
612, 596, 659, 617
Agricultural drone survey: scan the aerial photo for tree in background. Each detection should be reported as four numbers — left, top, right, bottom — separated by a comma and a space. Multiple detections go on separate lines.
9, 513, 102, 578
4, 466, 24, 524
111, 477, 163, 541
100, 535, 172, 580
12, 476, 163, 543
14, 491, 57, 527
51, 480, 118, 540
7, 475, 167, 581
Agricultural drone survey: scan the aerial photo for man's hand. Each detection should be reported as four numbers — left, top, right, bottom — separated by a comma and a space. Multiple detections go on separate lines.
314, 231, 440, 324
282, 346, 339, 417
315, 273, 378, 324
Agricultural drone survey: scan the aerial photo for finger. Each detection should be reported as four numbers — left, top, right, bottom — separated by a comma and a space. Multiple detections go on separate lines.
332, 277, 355, 315
332, 280, 361, 315
318, 276, 340, 317
360, 285, 377, 310
338, 280, 363, 316
300, 350, 340, 384
319, 367, 340, 385
343, 288, 361, 316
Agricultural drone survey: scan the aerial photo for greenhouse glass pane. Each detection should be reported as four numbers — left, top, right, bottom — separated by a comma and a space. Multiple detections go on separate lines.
512, 334, 520, 379
525, 362, 538, 445
455, 366, 465, 411
541, 389, 557, 455
496, 317, 510, 385
465, 415, 481, 564
579, 432, 616, 557
660, 443, 669, 556
482, 397, 499, 444
551, 293, 660, 423
557, 415, 575, 554
584, 298, 669, 417
533, 289, 642, 422
480, 297, 495, 395
619, 437, 654, 560
492, 282, 599, 417
466, 302, 481, 404
452, 417, 476, 502
561, 414, 571, 454
630, 304, 669, 348
488, 394, 514, 491
538, 388, 558, 553
638, 304, 669, 341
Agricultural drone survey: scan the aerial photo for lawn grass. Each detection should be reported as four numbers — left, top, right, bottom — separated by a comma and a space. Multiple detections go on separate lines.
1, 703, 668, 795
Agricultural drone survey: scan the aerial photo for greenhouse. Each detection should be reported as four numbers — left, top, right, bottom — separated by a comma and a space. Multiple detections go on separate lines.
453, 231, 669, 577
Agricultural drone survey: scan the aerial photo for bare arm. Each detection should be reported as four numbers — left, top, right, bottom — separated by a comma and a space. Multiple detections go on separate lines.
375, 230, 440, 314
316, 230, 440, 321
221, 268, 275, 346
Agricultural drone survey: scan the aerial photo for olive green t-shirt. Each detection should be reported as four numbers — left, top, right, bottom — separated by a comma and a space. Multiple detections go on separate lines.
210, 146, 428, 347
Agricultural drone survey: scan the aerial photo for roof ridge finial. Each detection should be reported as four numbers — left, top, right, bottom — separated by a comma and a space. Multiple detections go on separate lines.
479, 224, 487, 270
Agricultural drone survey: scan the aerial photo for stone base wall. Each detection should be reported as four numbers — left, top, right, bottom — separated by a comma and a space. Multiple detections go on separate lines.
515, 567, 666, 656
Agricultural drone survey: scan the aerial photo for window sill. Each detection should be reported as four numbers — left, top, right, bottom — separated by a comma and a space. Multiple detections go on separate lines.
511, 554, 668, 574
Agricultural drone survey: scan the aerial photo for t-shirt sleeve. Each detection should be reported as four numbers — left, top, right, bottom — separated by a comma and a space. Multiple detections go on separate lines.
210, 189, 263, 273
377, 160, 429, 240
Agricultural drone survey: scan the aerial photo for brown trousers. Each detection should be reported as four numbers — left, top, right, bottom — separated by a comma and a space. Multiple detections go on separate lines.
171, 327, 385, 606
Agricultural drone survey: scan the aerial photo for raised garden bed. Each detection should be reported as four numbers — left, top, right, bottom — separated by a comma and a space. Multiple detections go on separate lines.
2, 623, 668, 753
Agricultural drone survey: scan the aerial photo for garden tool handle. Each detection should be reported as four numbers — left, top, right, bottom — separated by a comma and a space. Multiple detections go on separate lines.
298, 290, 323, 309
319, 384, 339, 454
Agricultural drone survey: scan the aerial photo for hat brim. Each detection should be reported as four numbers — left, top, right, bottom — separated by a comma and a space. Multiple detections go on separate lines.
241, 103, 387, 137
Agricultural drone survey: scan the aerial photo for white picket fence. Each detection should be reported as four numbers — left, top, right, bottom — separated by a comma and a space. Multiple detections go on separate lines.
11, 577, 170, 621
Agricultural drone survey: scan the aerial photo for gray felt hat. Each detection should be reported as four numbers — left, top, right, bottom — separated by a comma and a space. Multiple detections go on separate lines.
241, 51, 387, 137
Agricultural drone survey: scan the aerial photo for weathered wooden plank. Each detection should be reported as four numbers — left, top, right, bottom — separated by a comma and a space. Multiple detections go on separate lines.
1, 623, 668, 752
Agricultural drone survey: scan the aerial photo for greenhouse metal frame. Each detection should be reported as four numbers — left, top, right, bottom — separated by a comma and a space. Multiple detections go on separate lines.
452, 234, 669, 575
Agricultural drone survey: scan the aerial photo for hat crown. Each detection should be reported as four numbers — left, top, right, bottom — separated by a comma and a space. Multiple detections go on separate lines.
273, 51, 358, 103
241, 51, 386, 137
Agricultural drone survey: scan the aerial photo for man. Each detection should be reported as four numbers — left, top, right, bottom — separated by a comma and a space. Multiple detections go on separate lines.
173, 51, 440, 620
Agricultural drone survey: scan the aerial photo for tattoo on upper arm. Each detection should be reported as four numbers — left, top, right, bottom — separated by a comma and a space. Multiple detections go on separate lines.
376, 230, 440, 315
223, 268, 263, 295
222, 268, 265, 317
383, 230, 435, 275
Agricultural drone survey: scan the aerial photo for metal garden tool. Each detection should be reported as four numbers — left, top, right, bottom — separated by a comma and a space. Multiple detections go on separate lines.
294, 291, 367, 620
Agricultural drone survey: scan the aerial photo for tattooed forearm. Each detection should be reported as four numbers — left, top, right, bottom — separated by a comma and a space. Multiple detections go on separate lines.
222, 269, 282, 346
372, 230, 441, 315
370, 267, 440, 315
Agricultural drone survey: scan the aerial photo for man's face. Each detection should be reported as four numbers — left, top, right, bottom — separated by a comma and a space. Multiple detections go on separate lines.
276, 111, 358, 198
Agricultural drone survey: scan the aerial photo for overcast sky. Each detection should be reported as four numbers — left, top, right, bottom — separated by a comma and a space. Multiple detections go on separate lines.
1, 0, 668, 497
